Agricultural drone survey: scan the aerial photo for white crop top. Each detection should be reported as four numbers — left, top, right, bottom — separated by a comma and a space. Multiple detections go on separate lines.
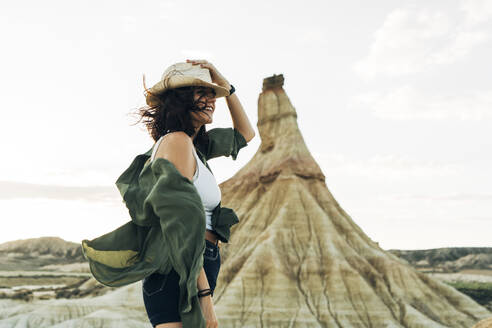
150, 134, 221, 230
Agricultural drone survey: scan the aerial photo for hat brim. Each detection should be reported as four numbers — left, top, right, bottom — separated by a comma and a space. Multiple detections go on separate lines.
145, 76, 230, 107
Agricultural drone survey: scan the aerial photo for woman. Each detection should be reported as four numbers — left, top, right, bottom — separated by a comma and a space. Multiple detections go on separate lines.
136, 59, 255, 328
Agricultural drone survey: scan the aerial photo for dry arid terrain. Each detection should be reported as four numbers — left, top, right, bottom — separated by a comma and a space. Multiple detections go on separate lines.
0, 237, 491, 327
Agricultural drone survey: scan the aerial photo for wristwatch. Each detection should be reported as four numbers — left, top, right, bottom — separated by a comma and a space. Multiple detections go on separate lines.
228, 84, 235, 96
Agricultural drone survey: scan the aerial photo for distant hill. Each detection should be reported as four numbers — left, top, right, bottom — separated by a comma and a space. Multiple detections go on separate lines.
1, 236, 491, 274
388, 247, 492, 272
0, 237, 84, 271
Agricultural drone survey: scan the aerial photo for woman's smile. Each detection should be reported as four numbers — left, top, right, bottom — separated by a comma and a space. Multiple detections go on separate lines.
204, 106, 214, 115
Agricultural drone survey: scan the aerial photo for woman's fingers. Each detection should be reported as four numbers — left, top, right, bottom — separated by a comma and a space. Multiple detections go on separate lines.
187, 59, 208, 63
185, 59, 215, 70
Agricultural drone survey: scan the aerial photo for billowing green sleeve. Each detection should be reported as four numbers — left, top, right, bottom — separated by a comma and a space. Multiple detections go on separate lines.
205, 127, 248, 160
81, 221, 163, 287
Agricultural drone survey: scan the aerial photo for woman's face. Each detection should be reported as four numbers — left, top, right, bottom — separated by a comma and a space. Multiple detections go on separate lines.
190, 87, 216, 127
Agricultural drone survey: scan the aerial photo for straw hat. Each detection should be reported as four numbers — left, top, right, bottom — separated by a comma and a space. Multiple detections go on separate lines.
144, 62, 230, 107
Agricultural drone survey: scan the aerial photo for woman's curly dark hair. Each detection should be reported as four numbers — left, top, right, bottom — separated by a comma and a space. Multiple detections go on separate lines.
131, 83, 217, 150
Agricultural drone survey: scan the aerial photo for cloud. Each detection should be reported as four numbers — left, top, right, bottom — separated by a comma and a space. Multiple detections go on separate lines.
0, 180, 119, 203
354, 3, 491, 78
293, 26, 327, 45
313, 152, 461, 181
180, 50, 215, 60
377, 192, 492, 202
350, 85, 492, 120
0, 167, 119, 188
462, 0, 492, 26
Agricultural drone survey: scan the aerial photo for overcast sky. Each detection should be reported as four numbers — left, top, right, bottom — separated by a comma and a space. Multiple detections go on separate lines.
1, 0, 491, 250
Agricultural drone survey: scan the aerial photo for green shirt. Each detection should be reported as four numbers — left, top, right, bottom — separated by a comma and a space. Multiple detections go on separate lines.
81, 127, 248, 328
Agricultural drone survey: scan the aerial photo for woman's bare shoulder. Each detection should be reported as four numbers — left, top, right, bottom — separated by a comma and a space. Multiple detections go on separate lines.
154, 132, 195, 181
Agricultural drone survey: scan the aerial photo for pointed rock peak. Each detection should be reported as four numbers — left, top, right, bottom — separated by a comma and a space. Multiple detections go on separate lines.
220, 74, 325, 193
262, 74, 284, 91
258, 74, 298, 145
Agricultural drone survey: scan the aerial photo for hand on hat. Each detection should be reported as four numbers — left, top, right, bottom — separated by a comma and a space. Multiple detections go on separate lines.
186, 59, 231, 91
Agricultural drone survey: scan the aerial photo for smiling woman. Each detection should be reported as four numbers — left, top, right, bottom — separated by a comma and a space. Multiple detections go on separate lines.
113, 61, 255, 328
190, 87, 217, 125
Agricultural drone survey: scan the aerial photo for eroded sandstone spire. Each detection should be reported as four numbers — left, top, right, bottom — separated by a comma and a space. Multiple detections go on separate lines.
214, 74, 492, 327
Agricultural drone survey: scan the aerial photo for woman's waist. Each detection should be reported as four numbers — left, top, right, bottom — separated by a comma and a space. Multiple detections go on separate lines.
205, 229, 221, 249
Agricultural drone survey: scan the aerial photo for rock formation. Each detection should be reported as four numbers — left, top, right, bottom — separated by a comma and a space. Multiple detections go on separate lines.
0, 283, 149, 328
212, 74, 492, 327
473, 316, 492, 328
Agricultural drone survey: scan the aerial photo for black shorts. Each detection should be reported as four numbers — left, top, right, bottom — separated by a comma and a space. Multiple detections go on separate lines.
142, 239, 221, 327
